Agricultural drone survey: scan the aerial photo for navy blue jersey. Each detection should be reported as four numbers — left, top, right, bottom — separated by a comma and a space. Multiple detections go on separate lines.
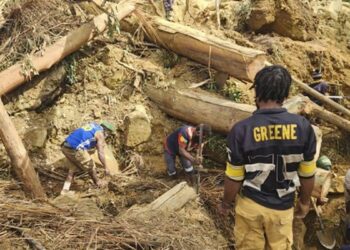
226, 108, 316, 210
164, 126, 196, 155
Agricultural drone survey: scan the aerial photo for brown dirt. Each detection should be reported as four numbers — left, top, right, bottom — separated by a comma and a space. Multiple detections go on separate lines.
0, 0, 350, 249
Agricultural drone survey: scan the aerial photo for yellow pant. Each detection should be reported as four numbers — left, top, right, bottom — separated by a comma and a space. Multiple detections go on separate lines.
234, 195, 293, 250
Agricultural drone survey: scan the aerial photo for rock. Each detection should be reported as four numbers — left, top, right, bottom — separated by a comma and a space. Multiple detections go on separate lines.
91, 145, 120, 176
125, 105, 152, 147
246, 0, 317, 41
329, 175, 345, 194
53, 193, 104, 220
246, 0, 276, 31
24, 128, 48, 148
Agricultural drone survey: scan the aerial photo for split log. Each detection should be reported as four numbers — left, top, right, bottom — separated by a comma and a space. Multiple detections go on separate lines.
136, 14, 266, 81
0, 99, 46, 199
146, 181, 196, 212
0, 0, 137, 96
125, 181, 197, 215
145, 85, 350, 133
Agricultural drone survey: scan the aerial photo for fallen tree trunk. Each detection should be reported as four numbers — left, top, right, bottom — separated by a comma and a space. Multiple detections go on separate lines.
145, 85, 350, 133
292, 76, 350, 118
136, 14, 266, 81
0, 0, 137, 96
145, 85, 309, 134
306, 103, 350, 133
0, 100, 46, 199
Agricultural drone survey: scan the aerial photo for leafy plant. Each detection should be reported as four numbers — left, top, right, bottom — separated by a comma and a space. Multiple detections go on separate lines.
222, 82, 242, 102
64, 54, 77, 85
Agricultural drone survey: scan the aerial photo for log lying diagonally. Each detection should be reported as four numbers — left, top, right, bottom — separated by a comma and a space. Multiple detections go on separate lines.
0, 99, 46, 199
144, 85, 350, 134
136, 14, 266, 82
0, 0, 137, 96
134, 14, 350, 118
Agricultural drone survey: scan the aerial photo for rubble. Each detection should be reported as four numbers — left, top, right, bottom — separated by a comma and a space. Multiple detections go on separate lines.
0, 0, 349, 249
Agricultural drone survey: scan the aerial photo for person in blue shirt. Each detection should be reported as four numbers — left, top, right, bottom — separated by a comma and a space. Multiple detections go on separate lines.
60, 121, 115, 194
164, 124, 211, 177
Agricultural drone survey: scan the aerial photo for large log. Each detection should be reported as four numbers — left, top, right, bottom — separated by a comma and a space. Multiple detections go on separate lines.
137, 14, 266, 82
145, 85, 308, 134
306, 103, 350, 133
0, 0, 137, 96
145, 85, 350, 134
292, 76, 350, 118
0, 99, 46, 199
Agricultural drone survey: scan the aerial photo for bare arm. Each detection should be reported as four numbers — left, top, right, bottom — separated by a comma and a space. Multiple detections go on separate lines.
179, 146, 197, 164
295, 176, 315, 218
299, 176, 315, 204
95, 132, 107, 170
223, 177, 243, 207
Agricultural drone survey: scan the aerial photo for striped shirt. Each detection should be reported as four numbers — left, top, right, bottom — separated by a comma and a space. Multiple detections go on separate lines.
226, 108, 316, 210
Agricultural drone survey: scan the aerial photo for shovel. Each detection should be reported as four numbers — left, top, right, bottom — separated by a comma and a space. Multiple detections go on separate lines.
311, 199, 336, 249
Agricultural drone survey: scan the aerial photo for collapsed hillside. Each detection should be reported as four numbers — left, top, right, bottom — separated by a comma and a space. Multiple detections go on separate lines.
0, 0, 349, 249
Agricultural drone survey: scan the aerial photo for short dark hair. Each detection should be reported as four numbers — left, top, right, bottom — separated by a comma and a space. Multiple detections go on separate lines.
196, 124, 212, 137
252, 65, 292, 104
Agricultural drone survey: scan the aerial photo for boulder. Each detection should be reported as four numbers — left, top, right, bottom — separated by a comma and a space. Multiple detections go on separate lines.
125, 105, 152, 147
246, 0, 276, 30
246, 0, 317, 41
91, 145, 120, 175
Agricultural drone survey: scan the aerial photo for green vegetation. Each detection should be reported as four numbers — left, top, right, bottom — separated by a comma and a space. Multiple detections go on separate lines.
64, 55, 77, 85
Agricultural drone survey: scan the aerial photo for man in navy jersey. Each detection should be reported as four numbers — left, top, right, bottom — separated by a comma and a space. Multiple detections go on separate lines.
164, 124, 211, 177
60, 121, 115, 194
218, 65, 316, 249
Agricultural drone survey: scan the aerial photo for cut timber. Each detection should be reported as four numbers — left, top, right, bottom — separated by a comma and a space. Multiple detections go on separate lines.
137, 15, 266, 81
123, 182, 196, 217
0, 99, 46, 199
306, 103, 350, 133
145, 85, 308, 134
292, 76, 350, 118
265, 62, 350, 118
145, 85, 350, 133
0, 0, 136, 96
147, 181, 196, 212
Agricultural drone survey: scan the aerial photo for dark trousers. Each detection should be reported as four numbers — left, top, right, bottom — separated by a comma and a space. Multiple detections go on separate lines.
163, 0, 174, 11
164, 150, 193, 176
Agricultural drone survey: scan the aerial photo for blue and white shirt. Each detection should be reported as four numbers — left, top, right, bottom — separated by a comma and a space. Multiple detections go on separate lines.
65, 122, 103, 150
